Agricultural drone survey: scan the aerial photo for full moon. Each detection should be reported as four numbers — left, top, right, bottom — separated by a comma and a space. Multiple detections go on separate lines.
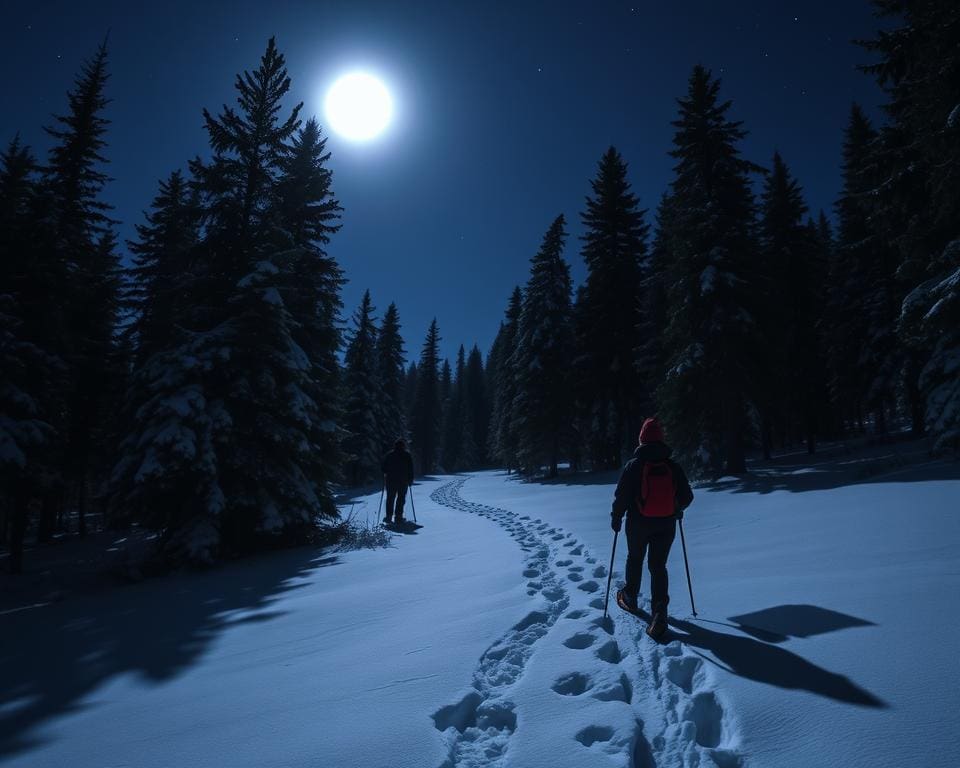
324, 72, 393, 142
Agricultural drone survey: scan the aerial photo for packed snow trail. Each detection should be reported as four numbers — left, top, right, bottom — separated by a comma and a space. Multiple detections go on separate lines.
430, 477, 743, 768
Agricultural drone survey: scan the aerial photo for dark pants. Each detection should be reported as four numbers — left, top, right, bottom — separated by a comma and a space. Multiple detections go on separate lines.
623, 516, 676, 616
386, 484, 408, 521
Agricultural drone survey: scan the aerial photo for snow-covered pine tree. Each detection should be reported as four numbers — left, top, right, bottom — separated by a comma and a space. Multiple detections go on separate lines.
0, 138, 61, 569
656, 65, 763, 476
488, 287, 523, 471
861, 0, 960, 450
376, 302, 407, 450
343, 290, 382, 486
201, 38, 343, 551
108, 167, 217, 540
412, 319, 442, 473
113, 39, 343, 561
42, 40, 120, 535
757, 152, 824, 454
0, 297, 58, 572
511, 214, 574, 477
274, 117, 345, 510
575, 147, 649, 469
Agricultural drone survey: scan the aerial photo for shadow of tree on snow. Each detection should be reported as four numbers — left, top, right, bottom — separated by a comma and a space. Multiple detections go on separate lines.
0, 547, 338, 761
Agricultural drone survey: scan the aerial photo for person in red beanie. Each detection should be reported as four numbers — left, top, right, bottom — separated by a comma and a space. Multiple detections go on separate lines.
611, 417, 694, 639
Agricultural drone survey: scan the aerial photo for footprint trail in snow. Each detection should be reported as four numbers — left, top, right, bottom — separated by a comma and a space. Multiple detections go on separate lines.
430, 476, 745, 768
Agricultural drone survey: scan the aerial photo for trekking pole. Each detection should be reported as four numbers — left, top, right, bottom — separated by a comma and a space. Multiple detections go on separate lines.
409, 482, 417, 523
678, 519, 698, 617
376, 478, 385, 525
603, 530, 619, 619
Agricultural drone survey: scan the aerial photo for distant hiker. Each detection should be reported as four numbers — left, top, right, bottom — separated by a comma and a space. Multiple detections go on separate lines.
611, 417, 694, 639
381, 439, 415, 524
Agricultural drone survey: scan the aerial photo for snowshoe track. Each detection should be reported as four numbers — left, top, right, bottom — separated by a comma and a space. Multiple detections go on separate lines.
430, 476, 745, 768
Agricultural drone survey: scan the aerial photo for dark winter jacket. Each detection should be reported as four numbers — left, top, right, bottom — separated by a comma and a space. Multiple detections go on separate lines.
381, 447, 414, 489
611, 442, 694, 527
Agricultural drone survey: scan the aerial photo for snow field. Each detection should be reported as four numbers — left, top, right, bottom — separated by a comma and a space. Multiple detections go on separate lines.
430, 477, 742, 768
6, 453, 958, 768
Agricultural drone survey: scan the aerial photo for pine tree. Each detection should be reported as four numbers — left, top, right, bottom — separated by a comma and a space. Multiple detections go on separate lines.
376, 302, 407, 449
403, 362, 418, 427
634, 193, 673, 411
861, 1, 960, 450
343, 291, 381, 486
411, 319, 442, 473
757, 152, 824, 454
440, 351, 461, 471
511, 214, 574, 476
0, 138, 61, 569
656, 65, 763, 476
111, 39, 344, 561
829, 105, 900, 433
41, 40, 120, 536
274, 117, 345, 508
575, 147, 649, 469
464, 345, 487, 467
488, 287, 523, 471
126, 170, 199, 366
451, 345, 479, 471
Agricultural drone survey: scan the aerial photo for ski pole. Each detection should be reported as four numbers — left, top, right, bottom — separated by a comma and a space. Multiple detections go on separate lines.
409, 482, 417, 523
678, 519, 697, 617
376, 478, 385, 525
603, 530, 619, 619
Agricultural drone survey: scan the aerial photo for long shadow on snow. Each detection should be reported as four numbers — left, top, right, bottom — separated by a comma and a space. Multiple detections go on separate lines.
0, 546, 338, 761
665, 609, 887, 708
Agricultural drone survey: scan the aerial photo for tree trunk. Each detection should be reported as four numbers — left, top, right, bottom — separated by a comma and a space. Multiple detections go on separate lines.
722, 389, 747, 475
806, 413, 816, 455
9, 484, 29, 574
906, 353, 926, 436
761, 413, 773, 461
77, 476, 88, 537
876, 405, 887, 436
37, 493, 57, 543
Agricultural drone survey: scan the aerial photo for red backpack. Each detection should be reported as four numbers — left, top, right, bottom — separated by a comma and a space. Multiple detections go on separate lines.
636, 461, 675, 518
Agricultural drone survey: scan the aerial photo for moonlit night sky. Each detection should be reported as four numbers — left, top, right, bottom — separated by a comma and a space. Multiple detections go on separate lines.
1, 1, 886, 362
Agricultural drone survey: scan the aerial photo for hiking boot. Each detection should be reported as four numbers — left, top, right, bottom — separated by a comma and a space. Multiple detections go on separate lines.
395, 516, 405, 524
617, 589, 638, 613
646, 612, 668, 641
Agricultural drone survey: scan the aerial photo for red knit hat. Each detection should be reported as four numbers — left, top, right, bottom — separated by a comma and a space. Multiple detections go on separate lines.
639, 417, 664, 444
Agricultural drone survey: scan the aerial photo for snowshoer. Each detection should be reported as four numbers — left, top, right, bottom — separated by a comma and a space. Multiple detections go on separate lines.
381, 439, 414, 524
611, 417, 694, 640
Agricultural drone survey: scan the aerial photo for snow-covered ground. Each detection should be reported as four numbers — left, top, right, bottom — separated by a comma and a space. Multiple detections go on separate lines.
2, 446, 959, 767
